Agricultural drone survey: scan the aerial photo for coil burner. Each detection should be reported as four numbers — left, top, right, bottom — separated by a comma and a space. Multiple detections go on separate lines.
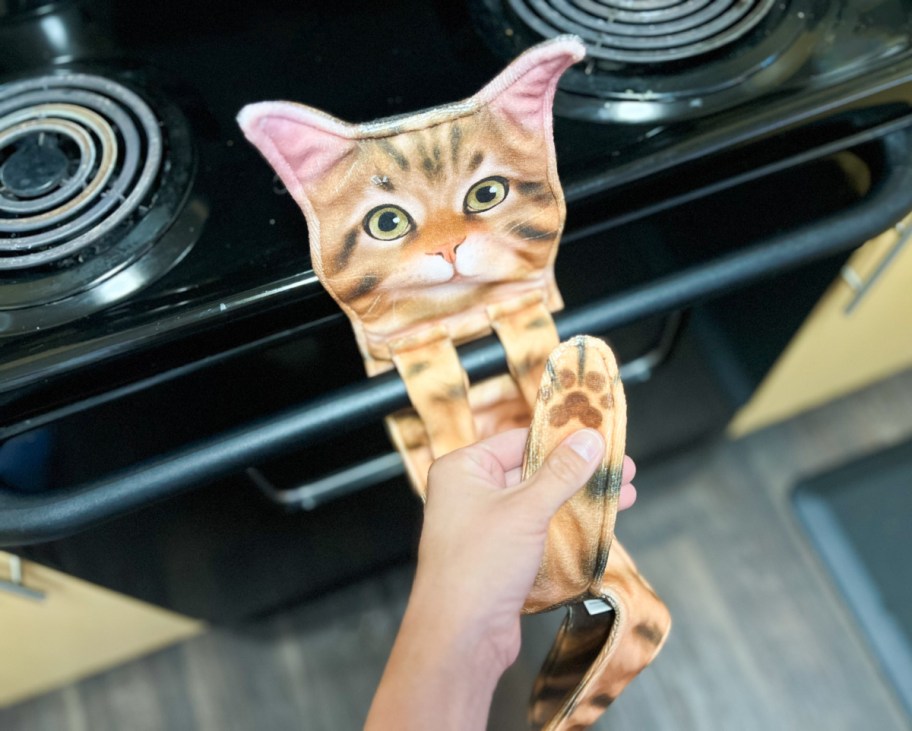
0, 72, 200, 335
477, 0, 828, 122
506, 0, 777, 63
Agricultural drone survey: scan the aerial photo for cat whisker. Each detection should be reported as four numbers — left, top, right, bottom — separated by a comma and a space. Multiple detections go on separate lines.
506, 208, 551, 235
391, 290, 401, 322
363, 292, 383, 317
331, 154, 362, 196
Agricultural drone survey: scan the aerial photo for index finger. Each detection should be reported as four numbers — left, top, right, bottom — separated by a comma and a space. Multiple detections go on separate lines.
474, 427, 529, 472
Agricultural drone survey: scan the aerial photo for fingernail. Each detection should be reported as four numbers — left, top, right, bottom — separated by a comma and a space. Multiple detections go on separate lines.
568, 429, 603, 462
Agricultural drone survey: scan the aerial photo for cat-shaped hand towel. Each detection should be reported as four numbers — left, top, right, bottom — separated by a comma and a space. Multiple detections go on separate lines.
239, 36, 669, 730
523, 336, 670, 729
238, 37, 576, 488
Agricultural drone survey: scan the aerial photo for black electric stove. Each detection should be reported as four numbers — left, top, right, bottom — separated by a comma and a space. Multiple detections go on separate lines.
2, 0, 912, 621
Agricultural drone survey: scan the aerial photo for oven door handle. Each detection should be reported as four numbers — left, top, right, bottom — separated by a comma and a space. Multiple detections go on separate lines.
247, 312, 684, 512
2, 128, 912, 548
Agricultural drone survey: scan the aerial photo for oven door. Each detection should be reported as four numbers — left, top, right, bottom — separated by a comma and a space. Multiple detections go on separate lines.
2, 125, 912, 621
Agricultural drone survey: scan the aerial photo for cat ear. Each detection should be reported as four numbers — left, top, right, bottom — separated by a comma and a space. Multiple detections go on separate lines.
479, 36, 585, 133
237, 102, 356, 205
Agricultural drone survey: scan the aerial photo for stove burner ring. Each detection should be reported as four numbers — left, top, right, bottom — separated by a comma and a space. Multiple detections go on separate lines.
507, 0, 779, 63
0, 117, 96, 208
0, 106, 116, 222
0, 75, 163, 270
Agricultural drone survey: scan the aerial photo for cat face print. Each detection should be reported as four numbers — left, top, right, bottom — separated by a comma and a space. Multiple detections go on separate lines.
238, 37, 584, 341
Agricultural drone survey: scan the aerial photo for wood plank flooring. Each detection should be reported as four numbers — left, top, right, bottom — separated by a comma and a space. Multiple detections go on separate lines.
3, 370, 912, 731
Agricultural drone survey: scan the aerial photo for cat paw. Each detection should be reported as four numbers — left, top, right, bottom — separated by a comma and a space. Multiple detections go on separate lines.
541, 364, 614, 429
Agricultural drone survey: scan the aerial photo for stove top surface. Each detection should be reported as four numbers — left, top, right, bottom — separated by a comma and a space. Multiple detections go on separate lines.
482, 0, 912, 122
2, 0, 912, 411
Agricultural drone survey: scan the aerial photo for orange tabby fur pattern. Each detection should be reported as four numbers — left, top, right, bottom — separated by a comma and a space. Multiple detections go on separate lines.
522, 336, 627, 614
529, 542, 672, 731
238, 40, 574, 370
522, 337, 671, 731
238, 37, 669, 731
307, 105, 565, 360
239, 38, 583, 496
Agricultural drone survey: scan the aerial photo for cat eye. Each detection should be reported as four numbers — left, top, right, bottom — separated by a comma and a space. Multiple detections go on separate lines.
464, 176, 509, 213
364, 205, 412, 241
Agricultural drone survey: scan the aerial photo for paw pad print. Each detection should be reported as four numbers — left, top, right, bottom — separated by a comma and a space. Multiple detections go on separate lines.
543, 368, 613, 429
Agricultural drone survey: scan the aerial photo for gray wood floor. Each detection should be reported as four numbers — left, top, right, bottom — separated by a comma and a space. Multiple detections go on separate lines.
4, 370, 912, 731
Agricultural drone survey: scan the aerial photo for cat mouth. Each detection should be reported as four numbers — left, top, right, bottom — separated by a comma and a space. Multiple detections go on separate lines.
447, 272, 476, 283
411, 271, 478, 289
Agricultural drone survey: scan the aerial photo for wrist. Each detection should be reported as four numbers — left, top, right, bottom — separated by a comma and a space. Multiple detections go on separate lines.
399, 586, 508, 690
365, 586, 505, 731
409, 565, 521, 672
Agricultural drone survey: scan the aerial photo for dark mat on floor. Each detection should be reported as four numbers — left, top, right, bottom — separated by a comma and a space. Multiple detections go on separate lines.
793, 440, 912, 718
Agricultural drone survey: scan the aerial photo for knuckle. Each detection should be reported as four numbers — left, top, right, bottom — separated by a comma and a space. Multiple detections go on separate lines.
427, 448, 467, 484
543, 447, 585, 485
427, 457, 448, 483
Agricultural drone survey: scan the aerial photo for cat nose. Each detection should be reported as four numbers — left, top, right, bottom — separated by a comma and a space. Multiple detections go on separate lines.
429, 236, 466, 265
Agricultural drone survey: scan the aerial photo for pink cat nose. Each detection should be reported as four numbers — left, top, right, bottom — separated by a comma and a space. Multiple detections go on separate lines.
429, 237, 466, 265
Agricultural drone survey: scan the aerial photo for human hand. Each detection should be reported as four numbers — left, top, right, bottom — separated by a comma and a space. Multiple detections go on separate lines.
413, 427, 635, 673
365, 427, 635, 731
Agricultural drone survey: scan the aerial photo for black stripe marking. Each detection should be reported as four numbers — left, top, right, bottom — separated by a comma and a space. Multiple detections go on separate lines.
449, 124, 463, 167
333, 229, 358, 273
518, 181, 545, 196
586, 464, 612, 501
545, 359, 559, 390
576, 336, 587, 382
377, 139, 409, 171
634, 622, 666, 646
432, 384, 467, 403
515, 225, 558, 241
516, 354, 544, 376
468, 151, 484, 172
417, 141, 442, 181
350, 274, 379, 299
533, 684, 578, 704
406, 361, 430, 377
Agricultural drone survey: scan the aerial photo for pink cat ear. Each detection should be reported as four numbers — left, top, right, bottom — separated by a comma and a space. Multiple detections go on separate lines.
479, 36, 585, 132
237, 102, 356, 205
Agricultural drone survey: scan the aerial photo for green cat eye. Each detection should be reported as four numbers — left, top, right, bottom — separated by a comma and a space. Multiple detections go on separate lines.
364, 205, 412, 241
465, 176, 509, 213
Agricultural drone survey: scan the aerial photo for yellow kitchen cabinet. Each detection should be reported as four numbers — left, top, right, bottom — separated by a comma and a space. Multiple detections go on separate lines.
729, 214, 912, 437
0, 551, 203, 708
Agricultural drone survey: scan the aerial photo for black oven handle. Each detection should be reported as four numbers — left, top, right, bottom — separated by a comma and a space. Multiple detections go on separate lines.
248, 312, 684, 511
2, 128, 912, 547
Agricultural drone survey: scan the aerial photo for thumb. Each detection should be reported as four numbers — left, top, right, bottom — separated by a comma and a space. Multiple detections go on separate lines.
522, 429, 605, 516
